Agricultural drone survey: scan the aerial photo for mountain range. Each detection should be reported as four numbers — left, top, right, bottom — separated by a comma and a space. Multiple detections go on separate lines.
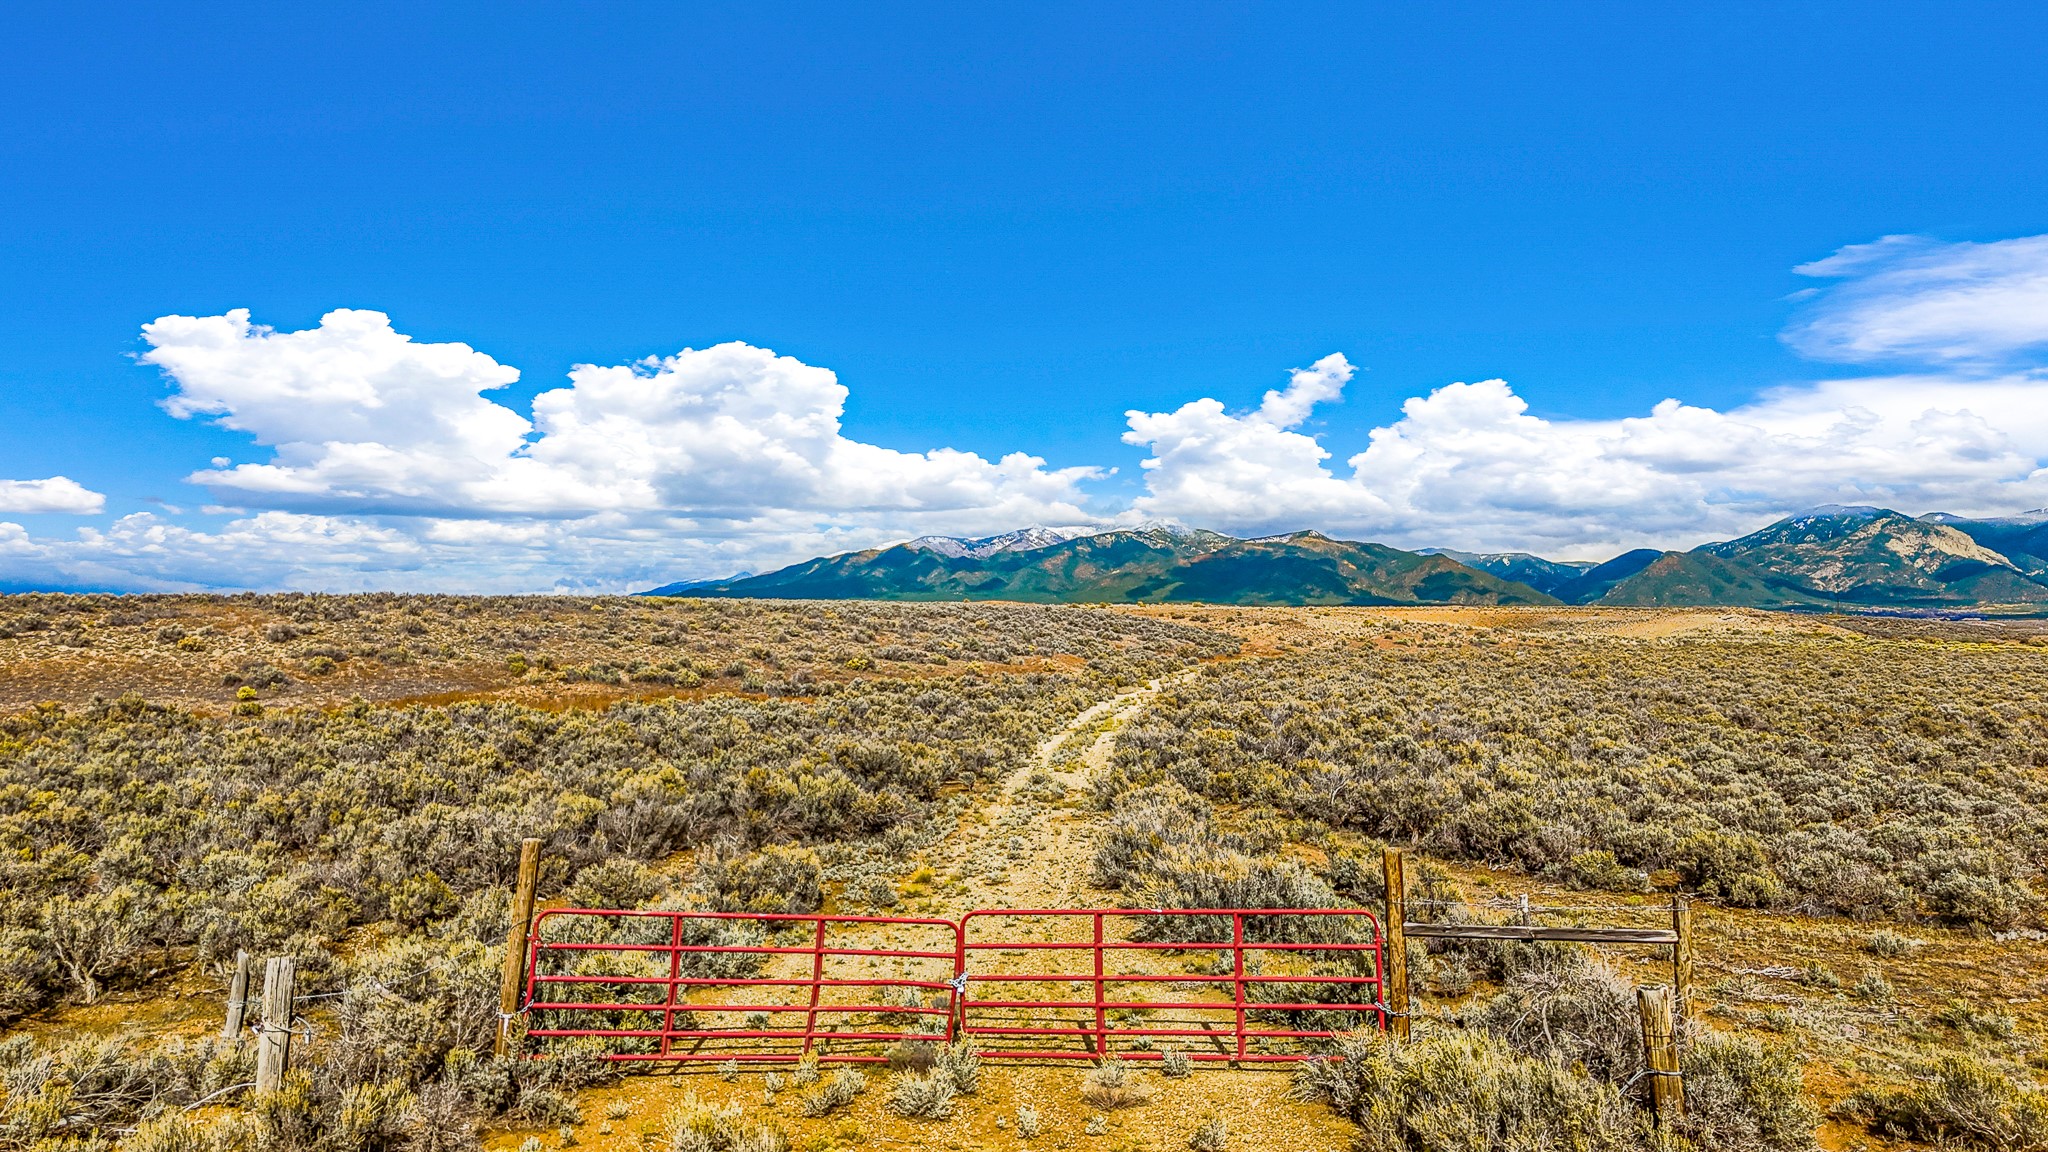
651, 507, 2048, 612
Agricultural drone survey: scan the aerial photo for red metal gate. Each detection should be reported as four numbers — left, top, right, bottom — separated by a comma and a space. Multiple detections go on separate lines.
522, 908, 960, 1063
956, 908, 1386, 1062
520, 906, 1384, 1063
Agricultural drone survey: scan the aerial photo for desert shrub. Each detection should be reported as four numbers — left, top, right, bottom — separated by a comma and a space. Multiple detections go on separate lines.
1465, 946, 1813, 1148
561, 856, 655, 910
403, 1077, 481, 1152
1672, 831, 1786, 908
734, 1127, 790, 1152
663, 1093, 745, 1150
1098, 638, 2048, 928
1160, 1045, 1192, 1078
1423, 953, 1472, 997
658, 1093, 790, 1152
696, 845, 823, 915
1677, 1031, 1819, 1152
1471, 948, 1640, 1082
386, 870, 459, 929
0, 1033, 254, 1146
885, 1069, 957, 1119
846, 875, 899, 909
1934, 998, 2019, 1039
1291, 1031, 1639, 1152
1188, 1115, 1229, 1152
1863, 928, 1920, 957
1014, 1103, 1045, 1139
1558, 850, 1648, 893
1850, 968, 1894, 1003
934, 1040, 980, 1095
39, 885, 157, 1003
1838, 1053, 2048, 1151
797, 1067, 867, 1118
884, 1037, 937, 1072
1921, 864, 2032, 929
1322, 848, 1388, 903
1795, 962, 1840, 991
1080, 1054, 1152, 1111
125, 1112, 238, 1152
430, 1043, 606, 1131
318, 935, 500, 1087
1104, 834, 1346, 944
0, 930, 52, 1024
1091, 785, 1216, 888
239, 662, 291, 689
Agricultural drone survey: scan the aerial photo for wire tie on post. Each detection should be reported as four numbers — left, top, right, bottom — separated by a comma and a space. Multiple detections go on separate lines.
1618, 1068, 1680, 1095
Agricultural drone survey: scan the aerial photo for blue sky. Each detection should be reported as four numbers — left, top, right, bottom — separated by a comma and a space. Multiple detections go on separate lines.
5, 3, 2048, 591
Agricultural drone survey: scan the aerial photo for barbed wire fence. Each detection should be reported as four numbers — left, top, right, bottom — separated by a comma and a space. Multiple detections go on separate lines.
200, 947, 471, 1105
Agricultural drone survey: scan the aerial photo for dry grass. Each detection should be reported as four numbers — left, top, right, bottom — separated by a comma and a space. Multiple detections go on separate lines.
0, 593, 1234, 713
5, 598, 2046, 1151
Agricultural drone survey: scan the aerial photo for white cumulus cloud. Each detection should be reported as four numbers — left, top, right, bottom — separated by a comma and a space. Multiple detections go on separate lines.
144, 309, 531, 512
0, 477, 106, 515
9, 231, 2048, 592
142, 309, 1100, 527
1784, 234, 2048, 366
1126, 235, 2048, 557
1126, 367, 2048, 557
1, 307, 1113, 591
1122, 353, 1371, 527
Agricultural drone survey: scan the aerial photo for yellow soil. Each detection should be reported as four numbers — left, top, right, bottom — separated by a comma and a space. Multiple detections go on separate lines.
491, 1062, 1345, 1151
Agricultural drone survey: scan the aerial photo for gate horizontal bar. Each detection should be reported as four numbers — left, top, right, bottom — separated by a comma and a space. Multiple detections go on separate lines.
524, 906, 1389, 1063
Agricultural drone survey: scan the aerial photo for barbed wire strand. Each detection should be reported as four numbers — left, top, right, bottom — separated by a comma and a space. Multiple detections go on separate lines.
293, 955, 461, 1005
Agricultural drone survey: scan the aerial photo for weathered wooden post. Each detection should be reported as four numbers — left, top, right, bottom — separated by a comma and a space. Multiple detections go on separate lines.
496, 837, 543, 1057
1637, 985, 1685, 1124
222, 950, 252, 1040
1382, 847, 1409, 1040
1670, 896, 1693, 1027
254, 956, 296, 1093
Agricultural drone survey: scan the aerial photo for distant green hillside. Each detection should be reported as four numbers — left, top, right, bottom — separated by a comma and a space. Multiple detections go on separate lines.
1422, 549, 1595, 598
649, 507, 2048, 611
1592, 551, 1792, 607
664, 528, 1558, 606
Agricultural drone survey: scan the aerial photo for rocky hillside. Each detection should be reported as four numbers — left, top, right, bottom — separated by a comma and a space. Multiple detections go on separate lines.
1598, 507, 2048, 609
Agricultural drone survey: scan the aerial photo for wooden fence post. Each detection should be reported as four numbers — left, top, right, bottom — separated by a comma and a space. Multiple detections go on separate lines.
254, 956, 296, 1093
1382, 847, 1409, 1040
222, 950, 252, 1040
1637, 985, 1684, 1124
1670, 896, 1693, 1028
496, 837, 543, 1057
